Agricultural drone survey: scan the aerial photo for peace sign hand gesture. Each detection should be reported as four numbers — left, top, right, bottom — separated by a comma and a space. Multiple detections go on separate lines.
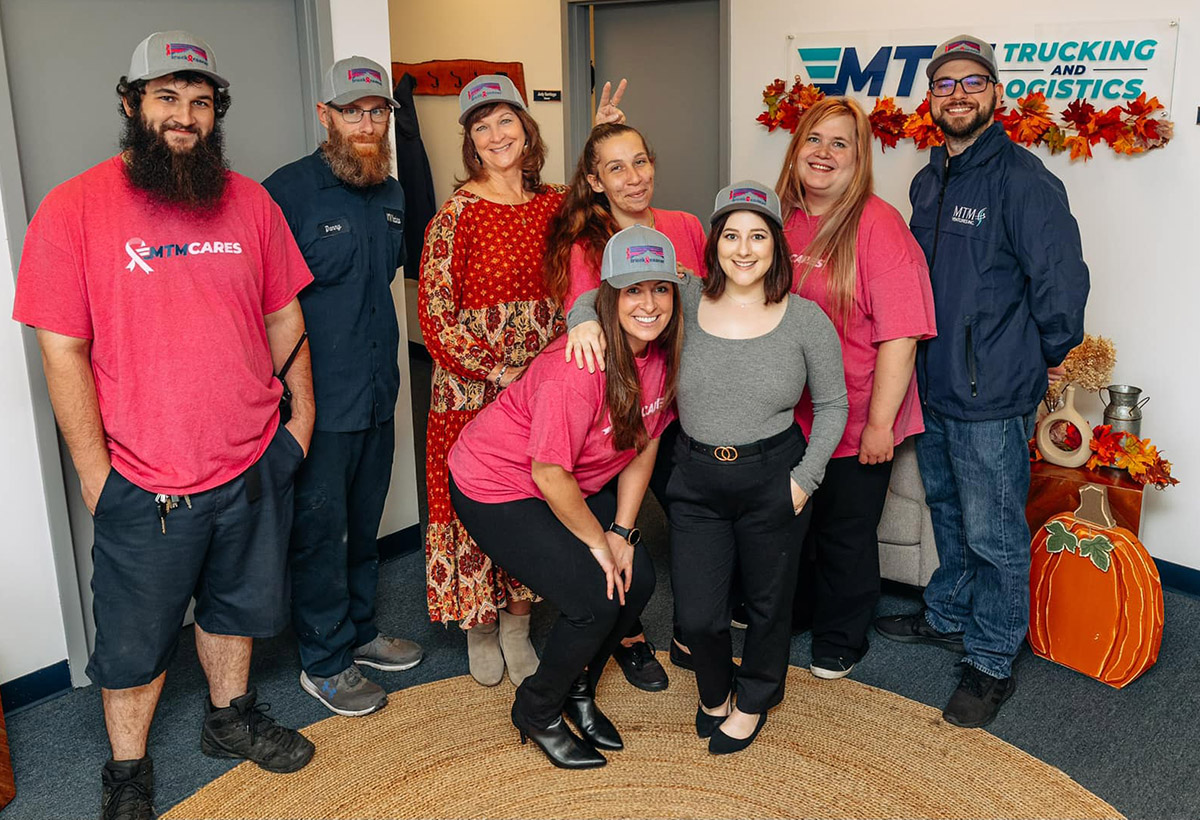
594, 78, 627, 126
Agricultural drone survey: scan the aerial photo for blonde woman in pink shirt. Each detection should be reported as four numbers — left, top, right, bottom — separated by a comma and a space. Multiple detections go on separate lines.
775, 97, 937, 680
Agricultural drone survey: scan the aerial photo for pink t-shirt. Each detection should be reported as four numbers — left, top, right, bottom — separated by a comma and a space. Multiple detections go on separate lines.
13, 156, 313, 494
564, 207, 706, 310
787, 195, 936, 458
448, 335, 675, 503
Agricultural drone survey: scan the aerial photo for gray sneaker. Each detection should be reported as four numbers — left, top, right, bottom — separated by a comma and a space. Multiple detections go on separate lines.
299, 665, 387, 717
354, 634, 424, 672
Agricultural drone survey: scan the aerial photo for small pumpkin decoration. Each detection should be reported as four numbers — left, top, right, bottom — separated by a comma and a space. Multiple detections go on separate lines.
1028, 483, 1163, 688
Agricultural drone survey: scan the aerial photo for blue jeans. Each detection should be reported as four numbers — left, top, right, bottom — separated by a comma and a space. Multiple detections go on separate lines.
915, 409, 1036, 679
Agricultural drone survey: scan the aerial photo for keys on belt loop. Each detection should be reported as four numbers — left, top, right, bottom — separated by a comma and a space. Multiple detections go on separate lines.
154, 493, 192, 535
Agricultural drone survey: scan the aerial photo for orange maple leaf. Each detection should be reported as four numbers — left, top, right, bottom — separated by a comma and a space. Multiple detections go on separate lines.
1063, 134, 1093, 161
903, 100, 944, 149
869, 97, 908, 150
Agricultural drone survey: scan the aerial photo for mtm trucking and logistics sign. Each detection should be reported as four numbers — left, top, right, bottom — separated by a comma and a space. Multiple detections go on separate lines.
787, 20, 1179, 112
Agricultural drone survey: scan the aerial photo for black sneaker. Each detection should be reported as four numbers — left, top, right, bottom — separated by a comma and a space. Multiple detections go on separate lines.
100, 756, 154, 820
612, 640, 669, 692
943, 665, 1016, 728
874, 610, 966, 653
200, 689, 315, 773
810, 656, 856, 680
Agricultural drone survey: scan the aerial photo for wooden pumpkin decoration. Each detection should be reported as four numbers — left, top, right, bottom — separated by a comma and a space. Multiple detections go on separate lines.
1028, 483, 1163, 688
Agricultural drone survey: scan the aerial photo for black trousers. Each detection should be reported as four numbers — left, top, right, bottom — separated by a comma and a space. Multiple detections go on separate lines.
449, 474, 655, 727
802, 455, 893, 661
289, 420, 395, 677
623, 419, 681, 641
669, 426, 811, 713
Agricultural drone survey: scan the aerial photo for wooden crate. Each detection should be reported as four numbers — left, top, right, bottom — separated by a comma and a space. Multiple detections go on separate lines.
1027, 461, 1145, 537
0, 692, 13, 811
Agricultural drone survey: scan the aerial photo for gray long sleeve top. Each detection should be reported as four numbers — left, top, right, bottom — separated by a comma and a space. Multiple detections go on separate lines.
567, 275, 848, 495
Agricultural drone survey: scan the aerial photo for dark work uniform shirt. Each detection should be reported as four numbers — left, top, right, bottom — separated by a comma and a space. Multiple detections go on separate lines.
263, 150, 405, 432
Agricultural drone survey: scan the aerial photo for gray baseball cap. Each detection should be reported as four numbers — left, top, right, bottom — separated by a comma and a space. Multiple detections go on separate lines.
601, 225, 678, 290
710, 180, 783, 228
128, 31, 229, 89
926, 35, 999, 82
458, 74, 527, 125
322, 56, 399, 109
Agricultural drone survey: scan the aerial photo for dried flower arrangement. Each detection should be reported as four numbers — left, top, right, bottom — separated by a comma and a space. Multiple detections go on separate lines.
1045, 334, 1117, 409
757, 79, 1175, 161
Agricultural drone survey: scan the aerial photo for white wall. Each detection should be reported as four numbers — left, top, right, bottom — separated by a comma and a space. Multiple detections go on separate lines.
330, 0, 421, 538
732, 2, 1199, 569
0, 222, 69, 685
389, 0, 567, 204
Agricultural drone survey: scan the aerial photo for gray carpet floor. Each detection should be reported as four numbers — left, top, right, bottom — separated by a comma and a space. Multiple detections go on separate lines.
4, 356, 1197, 820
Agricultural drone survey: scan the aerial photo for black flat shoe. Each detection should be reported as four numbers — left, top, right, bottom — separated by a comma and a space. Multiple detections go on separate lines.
563, 675, 623, 750
512, 702, 606, 769
709, 712, 767, 755
695, 703, 727, 739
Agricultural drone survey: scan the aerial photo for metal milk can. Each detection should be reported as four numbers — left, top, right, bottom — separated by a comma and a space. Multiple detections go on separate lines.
1101, 384, 1149, 437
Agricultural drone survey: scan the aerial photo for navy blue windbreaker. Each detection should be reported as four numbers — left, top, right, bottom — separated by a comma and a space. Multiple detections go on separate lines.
909, 123, 1089, 421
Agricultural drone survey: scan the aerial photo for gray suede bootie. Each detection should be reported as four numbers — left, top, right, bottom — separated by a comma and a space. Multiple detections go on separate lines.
466, 621, 505, 686
498, 609, 540, 686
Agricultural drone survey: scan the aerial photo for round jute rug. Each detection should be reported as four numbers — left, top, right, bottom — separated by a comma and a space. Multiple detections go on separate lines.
165, 658, 1121, 820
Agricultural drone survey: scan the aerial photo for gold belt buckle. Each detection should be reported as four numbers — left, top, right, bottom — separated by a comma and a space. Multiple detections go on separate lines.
714, 445, 739, 462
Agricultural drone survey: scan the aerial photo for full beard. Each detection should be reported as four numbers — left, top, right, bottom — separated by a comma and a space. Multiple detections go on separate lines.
321, 125, 393, 187
120, 114, 228, 212
933, 99, 997, 140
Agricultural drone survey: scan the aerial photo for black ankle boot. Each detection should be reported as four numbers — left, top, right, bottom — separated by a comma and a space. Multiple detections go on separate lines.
563, 674, 623, 750
511, 701, 606, 769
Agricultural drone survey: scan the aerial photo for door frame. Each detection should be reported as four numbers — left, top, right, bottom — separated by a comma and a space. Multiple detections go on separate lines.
560, 0, 731, 187
0, 0, 334, 688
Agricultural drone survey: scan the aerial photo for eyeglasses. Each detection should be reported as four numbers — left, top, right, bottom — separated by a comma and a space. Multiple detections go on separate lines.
929, 74, 995, 97
328, 103, 390, 124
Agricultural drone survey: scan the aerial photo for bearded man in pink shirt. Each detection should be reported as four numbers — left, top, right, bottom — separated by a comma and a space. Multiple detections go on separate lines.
13, 30, 316, 820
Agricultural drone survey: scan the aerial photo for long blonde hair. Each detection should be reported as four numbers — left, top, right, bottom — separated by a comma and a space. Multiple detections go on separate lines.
774, 97, 874, 328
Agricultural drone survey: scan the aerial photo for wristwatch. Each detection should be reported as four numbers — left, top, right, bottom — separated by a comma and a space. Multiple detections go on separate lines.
608, 522, 641, 546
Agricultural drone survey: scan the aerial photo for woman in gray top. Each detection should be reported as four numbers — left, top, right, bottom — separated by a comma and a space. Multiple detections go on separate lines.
566, 180, 848, 754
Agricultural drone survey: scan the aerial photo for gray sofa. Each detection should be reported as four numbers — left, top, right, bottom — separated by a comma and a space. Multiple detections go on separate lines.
877, 438, 939, 587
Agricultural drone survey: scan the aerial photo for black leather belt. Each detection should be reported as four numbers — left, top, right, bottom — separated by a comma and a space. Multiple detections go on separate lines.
681, 425, 797, 462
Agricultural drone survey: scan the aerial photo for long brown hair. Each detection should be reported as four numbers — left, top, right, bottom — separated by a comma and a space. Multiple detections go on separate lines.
544, 124, 654, 306
594, 281, 682, 453
774, 96, 874, 327
457, 102, 547, 192
702, 211, 793, 305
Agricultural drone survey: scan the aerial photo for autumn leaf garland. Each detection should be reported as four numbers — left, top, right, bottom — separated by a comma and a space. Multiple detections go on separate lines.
757, 77, 1174, 161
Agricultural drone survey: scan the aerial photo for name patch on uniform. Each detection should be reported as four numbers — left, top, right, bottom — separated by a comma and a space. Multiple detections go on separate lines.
317, 218, 351, 238
383, 208, 404, 231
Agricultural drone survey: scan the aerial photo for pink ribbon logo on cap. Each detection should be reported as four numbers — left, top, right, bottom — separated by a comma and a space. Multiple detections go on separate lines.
626, 245, 665, 264
730, 188, 768, 206
165, 43, 209, 65
468, 81, 502, 102
348, 67, 383, 86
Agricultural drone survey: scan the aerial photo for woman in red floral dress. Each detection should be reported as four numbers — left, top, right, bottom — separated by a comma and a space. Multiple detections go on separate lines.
419, 76, 625, 686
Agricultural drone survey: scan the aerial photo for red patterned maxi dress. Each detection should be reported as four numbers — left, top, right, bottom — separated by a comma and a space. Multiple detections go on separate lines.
418, 185, 566, 628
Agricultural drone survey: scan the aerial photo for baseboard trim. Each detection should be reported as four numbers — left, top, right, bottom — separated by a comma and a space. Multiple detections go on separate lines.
1156, 558, 1200, 599
1, 659, 71, 714
379, 522, 421, 563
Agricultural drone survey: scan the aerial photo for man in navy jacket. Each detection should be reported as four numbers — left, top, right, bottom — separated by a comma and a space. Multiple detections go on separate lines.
875, 34, 1089, 728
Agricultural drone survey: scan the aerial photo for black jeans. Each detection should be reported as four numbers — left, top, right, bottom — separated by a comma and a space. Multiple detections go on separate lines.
289, 420, 394, 677
668, 426, 811, 713
802, 455, 893, 661
449, 474, 655, 727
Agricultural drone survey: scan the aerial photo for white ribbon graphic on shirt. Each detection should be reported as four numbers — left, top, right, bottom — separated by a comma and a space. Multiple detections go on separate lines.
125, 238, 154, 274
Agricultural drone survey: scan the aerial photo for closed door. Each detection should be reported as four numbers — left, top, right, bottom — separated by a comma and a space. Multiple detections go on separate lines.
591, 0, 721, 222
1, 0, 312, 653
